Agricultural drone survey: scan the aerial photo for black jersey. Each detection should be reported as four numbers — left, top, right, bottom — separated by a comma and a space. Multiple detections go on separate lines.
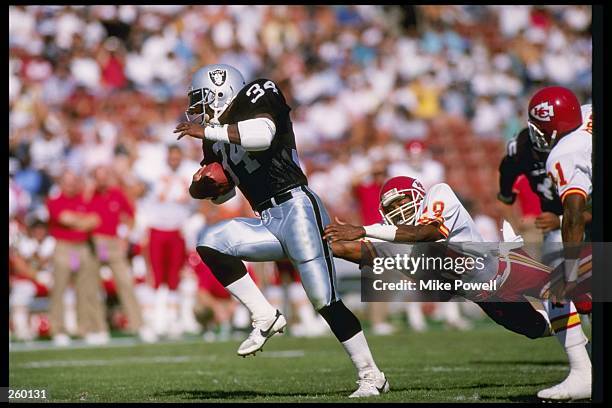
497, 128, 563, 215
200, 78, 308, 209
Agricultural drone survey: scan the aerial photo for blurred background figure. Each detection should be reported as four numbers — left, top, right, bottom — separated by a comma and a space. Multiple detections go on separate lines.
88, 165, 157, 343
9, 219, 52, 342
264, 260, 330, 338
388, 140, 445, 189
46, 170, 107, 346
8, 5, 591, 344
351, 161, 395, 335
138, 144, 199, 339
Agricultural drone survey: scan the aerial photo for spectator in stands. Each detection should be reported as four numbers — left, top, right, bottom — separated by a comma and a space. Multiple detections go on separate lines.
388, 140, 445, 189
46, 170, 108, 346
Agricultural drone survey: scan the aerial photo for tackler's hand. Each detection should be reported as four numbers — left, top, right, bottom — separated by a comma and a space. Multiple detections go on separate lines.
323, 223, 366, 243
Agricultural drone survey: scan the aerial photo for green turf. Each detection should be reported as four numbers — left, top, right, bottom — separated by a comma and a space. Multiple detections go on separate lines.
9, 324, 570, 403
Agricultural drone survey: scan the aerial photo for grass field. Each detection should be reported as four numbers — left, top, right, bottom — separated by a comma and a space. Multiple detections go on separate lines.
9, 324, 570, 403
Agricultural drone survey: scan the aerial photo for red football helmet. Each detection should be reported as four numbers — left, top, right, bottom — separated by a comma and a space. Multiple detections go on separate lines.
379, 176, 426, 226
527, 86, 582, 152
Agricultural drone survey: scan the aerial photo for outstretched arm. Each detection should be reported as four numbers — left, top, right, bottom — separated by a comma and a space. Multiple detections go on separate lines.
330, 241, 363, 264
323, 222, 443, 243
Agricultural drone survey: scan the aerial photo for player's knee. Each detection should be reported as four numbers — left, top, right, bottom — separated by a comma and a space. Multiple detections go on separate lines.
511, 313, 549, 339
198, 226, 229, 254
196, 245, 246, 287
317, 300, 361, 342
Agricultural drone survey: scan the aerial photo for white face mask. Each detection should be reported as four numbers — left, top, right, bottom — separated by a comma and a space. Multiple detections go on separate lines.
380, 190, 424, 226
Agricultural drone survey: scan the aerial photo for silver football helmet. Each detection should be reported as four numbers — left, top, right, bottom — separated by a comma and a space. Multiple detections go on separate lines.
186, 64, 246, 124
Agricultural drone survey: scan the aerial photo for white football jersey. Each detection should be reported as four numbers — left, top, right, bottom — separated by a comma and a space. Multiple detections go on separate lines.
415, 183, 484, 243
545, 104, 592, 203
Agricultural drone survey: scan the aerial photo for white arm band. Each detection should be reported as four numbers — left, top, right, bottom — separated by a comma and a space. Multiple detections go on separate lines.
363, 224, 398, 242
212, 187, 236, 205
204, 124, 230, 143
237, 117, 276, 151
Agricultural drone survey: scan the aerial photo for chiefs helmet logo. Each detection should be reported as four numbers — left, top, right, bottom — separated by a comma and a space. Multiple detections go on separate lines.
530, 102, 555, 122
381, 188, 399, 202
209, 69, 227, 86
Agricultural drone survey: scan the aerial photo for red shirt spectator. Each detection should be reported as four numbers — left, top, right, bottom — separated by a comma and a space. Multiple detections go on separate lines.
101, 54, 127, 90
353, 182, 384, 225
89, 186, 134, 237
46, 192, 92, 242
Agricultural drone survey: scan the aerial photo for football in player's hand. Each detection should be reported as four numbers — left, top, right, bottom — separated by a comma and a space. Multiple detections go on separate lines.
190, 162, 235, 199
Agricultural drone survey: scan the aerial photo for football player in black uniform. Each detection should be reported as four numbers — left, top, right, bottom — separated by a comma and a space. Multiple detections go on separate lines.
497, 127, 591, 266
174, 64, 389, 398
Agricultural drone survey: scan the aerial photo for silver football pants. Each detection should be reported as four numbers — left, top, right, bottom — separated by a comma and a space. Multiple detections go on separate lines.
197, 185, 339, 310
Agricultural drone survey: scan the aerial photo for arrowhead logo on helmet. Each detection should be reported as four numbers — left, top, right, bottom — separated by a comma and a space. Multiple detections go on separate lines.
526, 86, 582, 152
530, 102, 555, 122
187, 64, 246, 124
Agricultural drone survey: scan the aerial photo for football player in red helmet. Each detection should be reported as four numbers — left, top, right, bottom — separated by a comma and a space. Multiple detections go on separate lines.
325, 174, 592, 401
527, 86, 583, 153
528, 86, 593, 400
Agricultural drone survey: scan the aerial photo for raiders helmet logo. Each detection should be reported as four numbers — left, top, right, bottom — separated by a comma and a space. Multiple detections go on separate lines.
530, 102, 555, 122
209, 69, 227, 86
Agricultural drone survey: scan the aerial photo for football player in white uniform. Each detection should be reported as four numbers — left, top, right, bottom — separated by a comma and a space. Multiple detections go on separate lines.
527, 86, 593, 400
324, 175, 591, 401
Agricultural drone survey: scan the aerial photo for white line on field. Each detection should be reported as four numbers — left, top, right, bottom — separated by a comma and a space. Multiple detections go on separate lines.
17, 355, 217, 369
9, 337, 206, 353
259, 350, 305, 358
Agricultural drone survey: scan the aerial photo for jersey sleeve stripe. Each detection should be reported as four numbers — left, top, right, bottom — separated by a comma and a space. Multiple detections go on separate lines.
418, 215, 445, 225
438, 224, 450, 238
560, 187, 587, 203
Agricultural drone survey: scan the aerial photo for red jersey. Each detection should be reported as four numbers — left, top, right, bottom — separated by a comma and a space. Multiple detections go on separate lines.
89, 186, 134, 237
46, 192, 92, 242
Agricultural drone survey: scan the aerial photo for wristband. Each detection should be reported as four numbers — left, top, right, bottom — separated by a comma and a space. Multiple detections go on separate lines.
204, 124, 230, 143
363, 224, 398, 241
563, 258, 579, 283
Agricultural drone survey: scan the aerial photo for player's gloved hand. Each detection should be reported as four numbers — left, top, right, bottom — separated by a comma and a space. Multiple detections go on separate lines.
323, 223, 365, 243
535, 212, 561, 233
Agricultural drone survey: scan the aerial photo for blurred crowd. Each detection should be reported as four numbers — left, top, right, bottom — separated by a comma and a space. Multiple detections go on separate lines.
9, 5, 592, 344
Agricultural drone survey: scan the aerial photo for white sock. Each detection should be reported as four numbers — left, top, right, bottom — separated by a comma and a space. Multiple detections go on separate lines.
544, 300, 591, 372
440, 302, 461, 323
226, 274, 276, 324
406, 302, 426, 329
11, 306, 31, 340
154, 288, 168, 335
341, 331, 380, 377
